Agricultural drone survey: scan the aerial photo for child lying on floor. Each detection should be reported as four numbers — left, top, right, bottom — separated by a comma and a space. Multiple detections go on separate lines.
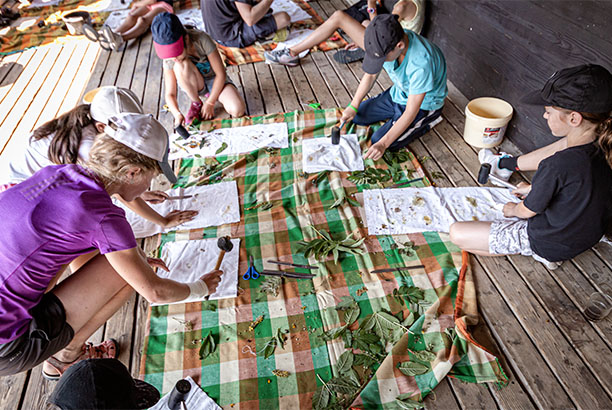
450, 64, 612, 269
152, 12, 245, 126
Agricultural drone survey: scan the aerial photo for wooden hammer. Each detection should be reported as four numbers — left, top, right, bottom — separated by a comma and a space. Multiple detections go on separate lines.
214, 236, 233, 270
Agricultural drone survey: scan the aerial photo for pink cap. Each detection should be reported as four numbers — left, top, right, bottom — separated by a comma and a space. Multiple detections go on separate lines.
153, 36, 184, 59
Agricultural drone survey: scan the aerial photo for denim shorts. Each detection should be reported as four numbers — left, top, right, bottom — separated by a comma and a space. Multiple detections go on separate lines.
0, 293, 74, 376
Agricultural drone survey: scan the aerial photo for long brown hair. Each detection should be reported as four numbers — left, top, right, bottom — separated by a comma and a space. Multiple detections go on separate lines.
30, 104, 94, 165
580, 111, 612, 168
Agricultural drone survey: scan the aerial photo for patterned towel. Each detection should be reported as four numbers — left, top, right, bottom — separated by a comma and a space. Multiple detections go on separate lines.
139, 109, 507, 408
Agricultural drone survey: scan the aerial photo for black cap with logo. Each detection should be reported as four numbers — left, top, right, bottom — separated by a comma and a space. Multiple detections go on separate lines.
48, 359, 160, 410
362, 14, 405, 75
522, 64, 612, 113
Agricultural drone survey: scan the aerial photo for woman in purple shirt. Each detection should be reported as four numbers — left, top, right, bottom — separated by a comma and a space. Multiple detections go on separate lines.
0, 113, 222, 379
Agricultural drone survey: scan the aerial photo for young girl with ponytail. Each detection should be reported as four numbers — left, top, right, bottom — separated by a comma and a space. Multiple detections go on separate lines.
450, 64, 612, 269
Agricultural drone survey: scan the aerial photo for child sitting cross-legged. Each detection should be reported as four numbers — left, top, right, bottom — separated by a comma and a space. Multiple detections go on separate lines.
151, 12, 245, 126
450, 64, 612, 269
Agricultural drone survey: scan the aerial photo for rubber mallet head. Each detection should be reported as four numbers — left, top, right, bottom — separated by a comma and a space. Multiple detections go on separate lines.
478, 163, 492, 184
175, 124, 190, 139
331, 126, 341, 145
214, 236, 233, 270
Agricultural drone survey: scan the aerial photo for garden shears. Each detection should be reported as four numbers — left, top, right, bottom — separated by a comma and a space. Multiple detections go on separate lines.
242, 255, 260, 280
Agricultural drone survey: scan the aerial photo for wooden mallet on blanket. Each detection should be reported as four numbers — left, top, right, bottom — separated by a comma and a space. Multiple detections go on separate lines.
214, 236, 233, 270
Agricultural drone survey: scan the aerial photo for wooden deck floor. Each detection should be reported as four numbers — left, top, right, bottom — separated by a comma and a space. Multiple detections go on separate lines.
1, 0, 611, 408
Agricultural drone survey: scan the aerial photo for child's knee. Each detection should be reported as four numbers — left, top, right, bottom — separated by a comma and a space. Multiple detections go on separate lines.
275, 12, 290, 28
227, 99, 245, 117
449, 222, 464, 247
330, 10, 347, 22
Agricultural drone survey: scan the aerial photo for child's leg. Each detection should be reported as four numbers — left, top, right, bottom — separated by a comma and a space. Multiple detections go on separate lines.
272, 11, 290, 30
217, 83, 246, 118
289, 11, 366, 55
449, 221, 496, 256
114, 6, 148, 35
120, 7, 166, 40
353, 89, 396, 127
45, 253, 134, 368
173, 60, 205, 102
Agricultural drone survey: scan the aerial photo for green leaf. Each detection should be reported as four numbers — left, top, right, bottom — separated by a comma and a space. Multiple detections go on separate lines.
336, 351, 354, 375
396, 394, 424, 409
411, 349, 437, 363
259, 276, 282, 297
354, 353, 379, 368
346, 197, 361, 207
321, 325, 347, 341
277, 328, 286, 349
312, 384, 330, 409
397, 361, 430, 376
215, 142, 228, 154
402, 311, 415, 327
314, 171, 329, 185
262, 337, 278, 359
336, 296, 357, 310
198, 332, 216, 360
330, 196, 345, 209
397, 286, 424, 304
326, 377, 360, 395
346, 368, 361, 386
343, 304, 360, 326
342, 329, 353, 348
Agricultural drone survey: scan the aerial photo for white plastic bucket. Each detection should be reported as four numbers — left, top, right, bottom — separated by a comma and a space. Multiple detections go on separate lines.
463, 97, 513, 148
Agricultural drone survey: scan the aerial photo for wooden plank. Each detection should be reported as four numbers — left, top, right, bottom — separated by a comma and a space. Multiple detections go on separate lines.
19, 367, 58, 410
103, 292, 138, 368
423, 379, 461, 410
284, 60, 316, 109
238, 62, 265, 116
0, 49, 28, 88
99, 44, 125, 87
8, 42, 77, 142
115, 39, 142, 90
142, 43, 163, 120
269, 64, 300, 112
130, 35, 153, 103
34, 39, 89, 129
0, 45, 61, 153
81, 47, 110, 98
299, 54, 336, 108
310, 51, 352, 108
253, 62, 283, 114
0, 371, 27, 410
58, 42, 100, 116
0, 48, 48, 115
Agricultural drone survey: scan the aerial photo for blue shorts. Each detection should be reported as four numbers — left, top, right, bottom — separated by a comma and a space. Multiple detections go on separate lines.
353, 88, 443, 150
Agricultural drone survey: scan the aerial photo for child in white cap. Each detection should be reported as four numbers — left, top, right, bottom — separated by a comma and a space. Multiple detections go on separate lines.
0, 113, 222, 379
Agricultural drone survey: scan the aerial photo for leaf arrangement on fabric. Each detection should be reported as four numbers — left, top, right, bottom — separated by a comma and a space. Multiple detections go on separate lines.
297, 227, 365, 263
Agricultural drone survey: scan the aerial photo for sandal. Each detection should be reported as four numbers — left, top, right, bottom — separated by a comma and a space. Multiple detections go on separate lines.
42, 338, 119, 381
82, 22, 99, 43
333, 48, 365, 64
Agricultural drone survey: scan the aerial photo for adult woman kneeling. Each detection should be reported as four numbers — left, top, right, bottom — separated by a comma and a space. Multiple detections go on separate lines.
0, 113, 222, 379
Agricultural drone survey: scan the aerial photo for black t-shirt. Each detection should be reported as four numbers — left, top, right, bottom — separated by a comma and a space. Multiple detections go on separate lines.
200, 0, 254, 43
524, 143, 612, 262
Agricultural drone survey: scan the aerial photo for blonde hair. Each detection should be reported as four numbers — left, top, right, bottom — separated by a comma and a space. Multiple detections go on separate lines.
556, 107, 612, 168
85, 135, 160, 188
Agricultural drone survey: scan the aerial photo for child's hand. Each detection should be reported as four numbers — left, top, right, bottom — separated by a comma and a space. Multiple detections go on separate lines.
147, 257, 169, 272
201, 101, 215, 120
173, 112, 185, 127
200, 269, 223, 294
341, 106, 357, 124
512, 182, 531, 199
363, 140, 388, 161
162, 209, 199, 228
141, 190, 169, 204
502, 202, 517, 218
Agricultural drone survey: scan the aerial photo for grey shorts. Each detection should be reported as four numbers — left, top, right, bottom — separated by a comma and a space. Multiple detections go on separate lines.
198, 76, 236, 98
488, 219, 534, 256
0, 293, 74, 376
219, 13, 278, 48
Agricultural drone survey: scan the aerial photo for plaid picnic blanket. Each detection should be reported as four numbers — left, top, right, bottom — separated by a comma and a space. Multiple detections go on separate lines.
139, 109, 507, 408
0, 0, 198, 55
217, 0, 347, 65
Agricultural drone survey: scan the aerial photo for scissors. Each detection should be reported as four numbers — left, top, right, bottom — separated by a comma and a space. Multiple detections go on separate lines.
242, 255, 260, 280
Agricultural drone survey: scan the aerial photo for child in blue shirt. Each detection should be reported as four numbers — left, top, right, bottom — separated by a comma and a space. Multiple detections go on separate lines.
450, 64, 612, 269
342, 14, 447, 160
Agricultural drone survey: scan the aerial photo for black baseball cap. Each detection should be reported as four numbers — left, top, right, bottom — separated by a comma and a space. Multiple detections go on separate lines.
48, 359, 160, 410
522, 64, 612, 113
362, 14, 405, 75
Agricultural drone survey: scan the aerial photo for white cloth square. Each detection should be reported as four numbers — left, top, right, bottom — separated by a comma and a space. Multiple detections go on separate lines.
150, 376, 221, 410
155, 237, 241, 305
302, 134, 364, 173
364, 186, 519, 235
169, 123, 288, 160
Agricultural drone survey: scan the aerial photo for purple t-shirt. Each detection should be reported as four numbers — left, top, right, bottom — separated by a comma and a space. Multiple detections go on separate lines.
0, 164, 137, 343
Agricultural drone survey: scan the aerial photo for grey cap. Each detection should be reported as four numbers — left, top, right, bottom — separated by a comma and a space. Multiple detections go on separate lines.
362, 14, 405, 75
104, 113, 178, 184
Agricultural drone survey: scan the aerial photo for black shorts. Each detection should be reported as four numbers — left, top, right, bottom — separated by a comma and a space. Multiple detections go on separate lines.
344, 0, 398, 23
220, 13, 278, 48
0, 293, 74, 377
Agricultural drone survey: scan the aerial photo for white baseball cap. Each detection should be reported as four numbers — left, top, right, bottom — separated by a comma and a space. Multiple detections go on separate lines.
89, 86, 143, 124
104, 113, 178, 184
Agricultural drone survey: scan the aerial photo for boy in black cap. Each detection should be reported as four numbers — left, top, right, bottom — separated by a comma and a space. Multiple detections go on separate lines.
200, 0, 290, 48
451, 64, 612, 269
268, 14, 446, 160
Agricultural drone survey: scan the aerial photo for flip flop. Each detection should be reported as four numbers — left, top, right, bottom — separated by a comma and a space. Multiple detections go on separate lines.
42, 338, 119, 381
333, 48, 365, 64
82, 22, 99, 43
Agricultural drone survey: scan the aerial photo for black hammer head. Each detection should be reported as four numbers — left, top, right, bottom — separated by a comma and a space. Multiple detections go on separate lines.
217, 236, 233, 252
477, 163, 492, 184
331, 126, 340, 145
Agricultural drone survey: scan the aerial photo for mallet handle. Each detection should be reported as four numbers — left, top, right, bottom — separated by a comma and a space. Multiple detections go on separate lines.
214, 250, 226, 270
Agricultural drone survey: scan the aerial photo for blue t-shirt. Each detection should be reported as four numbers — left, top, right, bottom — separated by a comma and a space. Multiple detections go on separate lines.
382, 30, 447, 110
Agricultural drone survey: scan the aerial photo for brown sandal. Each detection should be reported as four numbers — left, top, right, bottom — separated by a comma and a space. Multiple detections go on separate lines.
42, 338, 119, 381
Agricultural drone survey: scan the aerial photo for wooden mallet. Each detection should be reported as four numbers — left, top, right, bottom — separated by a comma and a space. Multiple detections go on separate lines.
214, 236, 233, 270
